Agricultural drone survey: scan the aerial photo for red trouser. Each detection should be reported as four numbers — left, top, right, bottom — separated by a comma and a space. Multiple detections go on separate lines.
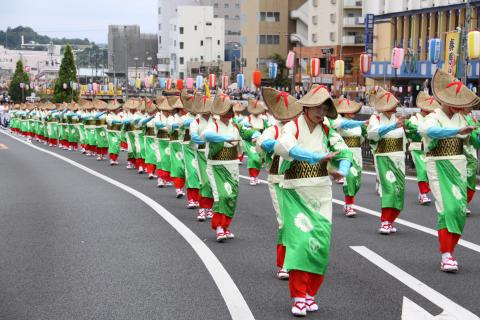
438, 228, 461, 253
211, 213, 232, 230
199, 196, 214, 209
157, 169, 172, 182
109, 153, 119, 161
249, 168, 260, 178
97, 147, 108, 155
146, 164, 156, 174
380, 208, 400, 223
135, 158, 145, 169
87, 145, 97, 153
238, 154, 244, 162
187, 188, 200, 202
418, 181, 431, 194
277, 244, 286, 268
49, 138, 58, 145
345, 195, 354, 205
467, 188, 475, 204
172, 177, 185, 189
289, 270, 324, 298
120, 141, 128, 149
69, 142, 78, 149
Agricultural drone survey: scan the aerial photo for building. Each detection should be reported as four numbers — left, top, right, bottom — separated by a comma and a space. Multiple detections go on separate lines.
107, 25, 158, 77
157, 0, 200, 78
199, 0, 241, 44
241, 0, 305, 85
289, 0, 365, 90
170, 5, 225, 79
365, 0, 480, 96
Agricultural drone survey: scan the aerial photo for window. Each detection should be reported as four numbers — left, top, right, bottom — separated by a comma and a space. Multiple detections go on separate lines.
312, 16, 318, 25
258, 35, 279, 44
179, 72, 184, 79
200, 40, 204, 46
329, 32, 335, 41
158, 7, 161, 14
217, 55, 221, 59
224, 3, 229, 8
225, 15, 229, 20
158, 24, 161, 30
235, 3, 240, 9
217, 40, 220, 45
179, 27, 184, 34
158, 36, 161, 44
313, 0, 318, 7
194, 25, 197, 31
180, 42, 184, 49
345, 57, 353, 74
330, 13, 336, 23
235, 15, 240, 20
214, 14, 218, 18
312, 33, 318, 42
206, 22, 212, 26
200, 56, 204, 60
214, 3, 218, 8
179, 57, 184, 65
259, 12, 280, 22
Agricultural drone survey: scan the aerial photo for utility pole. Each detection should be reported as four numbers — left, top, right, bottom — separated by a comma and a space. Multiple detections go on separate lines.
124, 26, 128, 100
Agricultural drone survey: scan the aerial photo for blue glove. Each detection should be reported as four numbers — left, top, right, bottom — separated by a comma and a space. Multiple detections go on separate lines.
123, 120, 131, 125
337, 160, 352, 177
378, 123, 397, 137
191, 133, 206, 145
339, 120, 365, 130
95, 111, 107, 119
426, 127, 460, 139
261, 139, 277, 152
133, 117, 142, 124
111, 120, 122, 125
140, 116, 155, 126
251, 131, 261, 139
289, 146, 328, 164
204, 131, 233, 143
242, 121, 252, 128
171, 123, 180, 130
155, 122, 165, 129
183, 118, 194, 128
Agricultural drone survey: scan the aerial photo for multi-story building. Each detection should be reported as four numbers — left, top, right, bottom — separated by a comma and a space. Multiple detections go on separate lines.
107, 25, 158, 77
157, 0, 200, 78
241, 0, 305, 85
199, 0, 241, 44
170, 6, 226, 79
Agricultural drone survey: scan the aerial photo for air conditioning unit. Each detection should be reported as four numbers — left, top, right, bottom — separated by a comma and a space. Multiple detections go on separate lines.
330, 32, 336, 41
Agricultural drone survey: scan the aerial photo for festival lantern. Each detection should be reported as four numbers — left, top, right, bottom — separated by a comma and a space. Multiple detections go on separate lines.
63, 83, 67, 89
334, 60, 345, 79
109, 83, 114, 91
236, 73, 245, 89
186, 77, 194, 89
310, 58, 320, 77
467, 31, 480, 60
286, 51, 295, 69
166, 78, 172, 90
208, 74, 217, 88
391, 47, 405, 69
159, 78, 166, 89
176, 79, 184, 91
268, 62, 278, 79
222, 75, 229, 89
360, 53, 372, 74
253, 69, 262, 87
144, 77, 150, 88
196, 75, 204, 89
428, 38, 442, 64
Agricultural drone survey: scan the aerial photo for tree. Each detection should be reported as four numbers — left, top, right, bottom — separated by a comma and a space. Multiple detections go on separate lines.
268, 53, 290, 88
8, 60, 30, 102
53, 44, 78, 102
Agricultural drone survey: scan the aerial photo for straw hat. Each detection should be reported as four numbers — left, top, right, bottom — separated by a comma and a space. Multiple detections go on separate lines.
155, 96, 166, 106
247, 99, 266, 115
45, 102, 56, 110
193, 92, 213, 114
69, 102, 79, 111
157, 97, 174, 111
180, 89, 195, 113
145, 99, 157, 113
432, 69, 480, 108
261, 87, 303, 121
212, 93, 233, 115
123, 99, 140, 111
107, 100, 122, 111
92, 99, 108, 110
167, 96, 183, 109
297, 84, 337, 118
334, 97, 362, 114
416, 91, 440, 112
136, 99, 146, 112
373, 87, 399, 112
233, 102, 246, 113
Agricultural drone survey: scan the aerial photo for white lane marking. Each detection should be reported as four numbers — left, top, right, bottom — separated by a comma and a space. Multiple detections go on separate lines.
239, 175, 480, 254
351, 246, 479, 320
362, 170, 480, 191
2, 131, 255, 320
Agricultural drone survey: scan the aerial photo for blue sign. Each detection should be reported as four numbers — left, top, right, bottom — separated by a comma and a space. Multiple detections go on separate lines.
365, 14, 374, 56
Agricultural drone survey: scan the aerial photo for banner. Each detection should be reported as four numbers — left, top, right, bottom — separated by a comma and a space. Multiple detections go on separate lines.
443, 31, 460, 77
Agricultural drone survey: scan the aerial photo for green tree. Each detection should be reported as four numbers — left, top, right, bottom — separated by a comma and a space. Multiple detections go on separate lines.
53, 44, 78, 102
268, 53, 290, 88
8, 59, 31, 102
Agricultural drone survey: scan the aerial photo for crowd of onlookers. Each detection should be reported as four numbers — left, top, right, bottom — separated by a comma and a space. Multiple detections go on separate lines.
0, 103, 10, 128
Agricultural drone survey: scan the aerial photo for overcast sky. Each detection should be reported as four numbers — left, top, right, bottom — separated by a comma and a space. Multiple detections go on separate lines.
0, 0, 158, 44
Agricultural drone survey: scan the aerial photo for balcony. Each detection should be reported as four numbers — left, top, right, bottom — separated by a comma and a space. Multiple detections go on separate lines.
343, 0, 362, 8
343, 17, 364, 27
290, 33, 308, 46
290, 7, 309, 26
342, 35, 364, 45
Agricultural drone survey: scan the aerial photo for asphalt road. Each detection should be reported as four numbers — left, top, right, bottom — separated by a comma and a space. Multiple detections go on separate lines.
1, 129, 480, 320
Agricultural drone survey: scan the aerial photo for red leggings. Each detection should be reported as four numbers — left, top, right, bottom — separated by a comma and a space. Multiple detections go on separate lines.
277, 244, 286, 268
380, 208, 400, 223
146, 163, 156, 174
211, 213, 232, 230
345, 195, 354, 205
249, 168, 260, 178
48, 138, 58, 145
187, 188, 200, 202
157, 169, 172, 182
135, 158, 145, 169
418, 181, 431, 194
199, 196, 214, 209
109, 153, 119, 161
97, 147, 108, 155
438, 228, 461, 253
86, 145, 97, 153
289, 270, 324, 298
467, 188, 475, 204
172, 177, 185, 189
120, 141, 128, 149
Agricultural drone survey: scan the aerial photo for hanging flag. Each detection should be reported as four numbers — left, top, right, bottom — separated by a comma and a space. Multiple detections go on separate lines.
443, 30, 460, 77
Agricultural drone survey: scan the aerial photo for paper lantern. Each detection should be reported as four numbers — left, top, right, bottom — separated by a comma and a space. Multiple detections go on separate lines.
166, 78, 172, 90
391, 47, 404, 69
468, 31, 480, 60
236, 73, 245, 90
222, 75, 229, 89
135, 78, 141, 89
144, 77, 150, 88
159, 78, 166, 88
63, 83, 67, 89
428, 38, 442, 64
310, 58, 320, 77
109, 83, 114, 91
268, 62, 278, 79
334, 60, 344, 79
360, 53, 371, 74
208, 74, 217, 88
93, 83, 99, 92
186, 77, 194, 89
286, 51, 295, 69
176, 79, 184, 91
252, 70, 262, 87
196, 75, 204, 89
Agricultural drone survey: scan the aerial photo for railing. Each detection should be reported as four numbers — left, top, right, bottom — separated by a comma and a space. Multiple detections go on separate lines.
343, 0, 362, 7
343, 17, 363, 26
342, 35, 364, 44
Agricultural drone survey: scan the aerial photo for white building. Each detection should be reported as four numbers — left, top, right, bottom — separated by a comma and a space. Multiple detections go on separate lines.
170, 5, 225, 79
362, 0, 466, 15
157, 0, 199, 77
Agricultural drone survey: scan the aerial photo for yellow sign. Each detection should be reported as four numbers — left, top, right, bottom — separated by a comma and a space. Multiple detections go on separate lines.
443, 31, 460, 77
